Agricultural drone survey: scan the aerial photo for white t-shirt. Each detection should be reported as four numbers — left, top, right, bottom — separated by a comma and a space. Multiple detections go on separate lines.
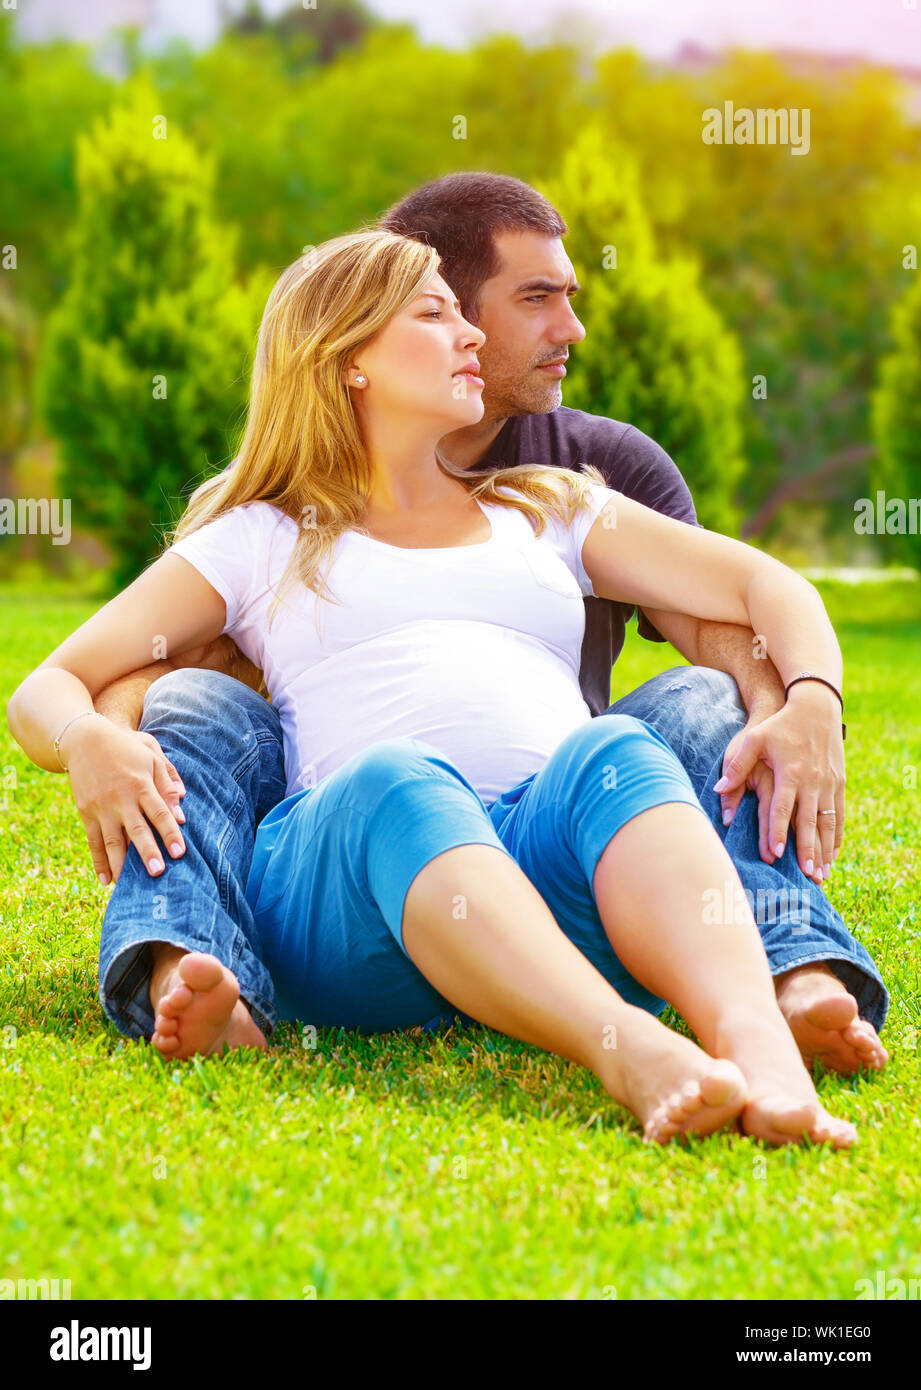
167, 482, 620, 804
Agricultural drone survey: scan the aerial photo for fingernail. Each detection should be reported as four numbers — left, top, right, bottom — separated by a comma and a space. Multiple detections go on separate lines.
774, 842, 785, 858
805, 859, 814, 875
172, 778, 184, 790
175, 808, 186, 824
823, 862, 831, 877
169, 841, 184, 858
713, 777, 729, 792
148, 857, 164, 874
98, 871, 110, 886
722, 810, 732, 826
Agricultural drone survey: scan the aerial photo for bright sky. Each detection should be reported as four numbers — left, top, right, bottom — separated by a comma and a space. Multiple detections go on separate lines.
148, 0, 920, 67
16, 0, 921, 68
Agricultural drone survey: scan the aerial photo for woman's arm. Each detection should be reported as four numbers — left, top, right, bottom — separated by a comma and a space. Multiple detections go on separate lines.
581, 494, 845, 877
581, 493, 842, 687
94, 636, 266, 733
6, 554, 227, 882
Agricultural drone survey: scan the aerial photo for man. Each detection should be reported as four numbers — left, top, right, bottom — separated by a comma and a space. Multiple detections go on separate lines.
93, 171, 888, 1072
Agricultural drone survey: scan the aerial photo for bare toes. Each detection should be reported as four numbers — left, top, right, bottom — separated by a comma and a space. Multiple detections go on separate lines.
699, 1063, 748, 1110
178, 952, 227, 993
744, 1097, 817, 1143
644, 1109, 680, 1143
163, 983, 194, 1014
804, 995, 858, 1031
665, 1088, 696, 1123
810, 1115, 858, 1149
677, 1082, 704, 1116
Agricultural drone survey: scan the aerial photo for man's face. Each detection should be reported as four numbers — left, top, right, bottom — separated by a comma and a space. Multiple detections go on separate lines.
471, 230, 586, 419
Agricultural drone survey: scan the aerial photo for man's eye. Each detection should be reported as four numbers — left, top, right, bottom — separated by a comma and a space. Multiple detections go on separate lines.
526, 296, 547, 304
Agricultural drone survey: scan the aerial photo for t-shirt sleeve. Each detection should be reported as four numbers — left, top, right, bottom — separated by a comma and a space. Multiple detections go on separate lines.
564, 482, 622, 597
527, 480, 621, 598
166, 503, 272, 635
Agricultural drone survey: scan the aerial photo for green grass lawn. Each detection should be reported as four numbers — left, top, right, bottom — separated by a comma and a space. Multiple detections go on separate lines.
1, 577, 919, 1300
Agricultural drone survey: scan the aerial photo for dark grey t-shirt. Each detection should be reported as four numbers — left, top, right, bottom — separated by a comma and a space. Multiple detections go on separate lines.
478, 407, 700, 716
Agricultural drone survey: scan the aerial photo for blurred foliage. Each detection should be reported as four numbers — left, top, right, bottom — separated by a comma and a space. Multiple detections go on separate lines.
36, 80, 270, 585
873, 271, 921, 570
541, 127, 745, 534
589, 50, 921, 542
221, 0, 379, 68
2, 6, 920, 577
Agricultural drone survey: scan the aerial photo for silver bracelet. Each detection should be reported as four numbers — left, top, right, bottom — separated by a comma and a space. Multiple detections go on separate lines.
53, 711, 99, 772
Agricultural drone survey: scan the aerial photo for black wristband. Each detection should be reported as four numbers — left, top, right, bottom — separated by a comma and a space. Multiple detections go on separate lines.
783, 673, 846, 741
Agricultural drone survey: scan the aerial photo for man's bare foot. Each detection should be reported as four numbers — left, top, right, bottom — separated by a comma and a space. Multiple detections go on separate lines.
149, 949, 268, 1059
715, 1005, 858, 1148
595, 1006, 748, 1145
775, 963, 888, 1074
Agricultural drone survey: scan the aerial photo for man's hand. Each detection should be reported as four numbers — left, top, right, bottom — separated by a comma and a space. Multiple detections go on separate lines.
714, 685, 846, 885
62, 716, 188, 885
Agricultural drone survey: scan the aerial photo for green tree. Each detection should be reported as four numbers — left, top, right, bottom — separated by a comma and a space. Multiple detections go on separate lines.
37, 81, 268, 586
540, 126, 746, 534
591, 50, 921, 538
221, 0, 380, 68
872, 269, 921, 571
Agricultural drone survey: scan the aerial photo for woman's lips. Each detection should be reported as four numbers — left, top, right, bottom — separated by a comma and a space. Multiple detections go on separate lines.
453, 372, 485, 387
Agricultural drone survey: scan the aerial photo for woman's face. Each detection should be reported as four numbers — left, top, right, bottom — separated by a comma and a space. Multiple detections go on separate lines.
349, 271, 487, 431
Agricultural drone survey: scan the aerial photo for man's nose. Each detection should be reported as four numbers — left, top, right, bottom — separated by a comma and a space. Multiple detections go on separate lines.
557, 303, 586, 345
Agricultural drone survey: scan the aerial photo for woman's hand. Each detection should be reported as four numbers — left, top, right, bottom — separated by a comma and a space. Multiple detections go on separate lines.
62, 715, 187, 885
714, 686, 846, 886
717, 722, 781, 865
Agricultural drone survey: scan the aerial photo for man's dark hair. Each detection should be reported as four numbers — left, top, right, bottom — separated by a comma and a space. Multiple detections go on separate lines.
378, 172, 567, 323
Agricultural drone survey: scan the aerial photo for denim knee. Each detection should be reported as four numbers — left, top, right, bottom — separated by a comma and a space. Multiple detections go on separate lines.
141, 666, 278, 732
139, 666, 286, 823
657, 665, 746, 722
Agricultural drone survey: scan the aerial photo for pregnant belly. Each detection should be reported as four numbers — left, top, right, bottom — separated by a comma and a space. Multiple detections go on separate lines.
282, 623, 591, 803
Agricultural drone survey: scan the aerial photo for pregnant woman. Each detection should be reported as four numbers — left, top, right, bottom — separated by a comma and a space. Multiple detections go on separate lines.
8, 229, 859, 1148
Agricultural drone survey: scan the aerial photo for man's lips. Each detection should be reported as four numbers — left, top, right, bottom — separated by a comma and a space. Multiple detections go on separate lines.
537, 360, 567, 377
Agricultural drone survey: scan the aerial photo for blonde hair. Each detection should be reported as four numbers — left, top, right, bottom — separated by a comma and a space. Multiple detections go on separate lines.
168, 228, 607, 624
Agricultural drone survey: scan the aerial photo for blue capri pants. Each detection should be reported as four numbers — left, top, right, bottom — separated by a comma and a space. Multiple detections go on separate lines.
243, 715, 708, 1034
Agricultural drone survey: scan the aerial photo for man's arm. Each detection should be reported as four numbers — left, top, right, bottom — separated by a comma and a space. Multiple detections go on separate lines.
94, 636, 267, 732
591, 422, 839, 877
640, 610, 786, 720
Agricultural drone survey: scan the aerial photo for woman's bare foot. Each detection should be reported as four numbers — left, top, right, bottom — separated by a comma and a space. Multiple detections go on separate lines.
149, 949, 268, 1059
715, 1003, 858, 1148
775, 963, 888, 1074
594, 1006, 747, 1145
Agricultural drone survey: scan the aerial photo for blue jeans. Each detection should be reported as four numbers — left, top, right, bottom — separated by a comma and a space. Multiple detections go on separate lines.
98, 666, 889, 1038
